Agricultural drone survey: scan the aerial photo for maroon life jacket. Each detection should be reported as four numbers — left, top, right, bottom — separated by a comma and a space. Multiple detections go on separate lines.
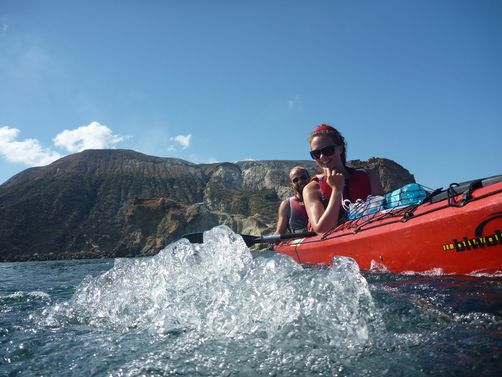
310, 168, 372, 227
287, 195, 308, 233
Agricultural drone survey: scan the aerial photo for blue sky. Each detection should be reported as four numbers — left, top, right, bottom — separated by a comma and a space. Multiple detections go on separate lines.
1, 0, 501, 189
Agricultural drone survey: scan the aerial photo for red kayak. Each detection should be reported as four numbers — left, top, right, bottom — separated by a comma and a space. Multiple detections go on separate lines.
273, 176, 502, 275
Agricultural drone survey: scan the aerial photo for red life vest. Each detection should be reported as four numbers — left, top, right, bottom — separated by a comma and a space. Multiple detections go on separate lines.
316, 168, 371, 203
287, 195, 308, 233
311, 168, 372, 225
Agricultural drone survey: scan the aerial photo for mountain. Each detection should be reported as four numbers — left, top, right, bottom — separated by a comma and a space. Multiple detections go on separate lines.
0, 149, 415, 261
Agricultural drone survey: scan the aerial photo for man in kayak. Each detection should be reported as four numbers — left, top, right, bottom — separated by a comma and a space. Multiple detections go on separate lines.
275, 166, 310, 234
303, 124, 384, 233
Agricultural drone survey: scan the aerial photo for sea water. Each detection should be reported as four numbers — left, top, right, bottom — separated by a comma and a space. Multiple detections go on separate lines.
1, 225, 501, 376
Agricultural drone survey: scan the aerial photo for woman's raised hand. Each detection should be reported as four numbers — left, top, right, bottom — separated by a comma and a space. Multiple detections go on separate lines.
324, 167, 345, 193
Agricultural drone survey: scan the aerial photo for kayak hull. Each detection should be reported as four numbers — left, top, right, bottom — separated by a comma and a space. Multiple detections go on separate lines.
274, 178, 502, 274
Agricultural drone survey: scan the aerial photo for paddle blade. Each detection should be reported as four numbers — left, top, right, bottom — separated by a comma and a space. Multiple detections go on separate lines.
182, 233, 204, 244
241, 232, 316, 246
240, 234, 259, 247
183, 232, 258, 247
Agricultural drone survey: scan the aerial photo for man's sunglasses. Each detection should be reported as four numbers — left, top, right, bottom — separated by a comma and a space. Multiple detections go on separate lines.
292, 175, 309, 184
309, 145, 336, 160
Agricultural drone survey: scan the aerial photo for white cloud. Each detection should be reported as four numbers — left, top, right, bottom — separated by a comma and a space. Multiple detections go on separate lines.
53, 121, 127, 153
1, 122, 127, 171
0, 126, 62, 166
169, 134, 192, 151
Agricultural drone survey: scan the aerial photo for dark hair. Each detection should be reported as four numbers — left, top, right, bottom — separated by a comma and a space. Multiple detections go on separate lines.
308, 124, 347, 165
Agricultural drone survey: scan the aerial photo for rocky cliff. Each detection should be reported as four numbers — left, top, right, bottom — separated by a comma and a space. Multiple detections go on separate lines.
0, 149, 415, 261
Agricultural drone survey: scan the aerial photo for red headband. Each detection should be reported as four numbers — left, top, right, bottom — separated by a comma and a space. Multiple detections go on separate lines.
311, 124, 342, 144
313, 124, 337, 133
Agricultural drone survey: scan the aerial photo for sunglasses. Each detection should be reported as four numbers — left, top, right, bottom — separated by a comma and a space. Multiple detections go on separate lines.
292, 175, 309, 184
309, 145, 336, 160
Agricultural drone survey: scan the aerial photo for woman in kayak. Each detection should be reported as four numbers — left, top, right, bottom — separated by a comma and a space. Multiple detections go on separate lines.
303, 124, 384, 233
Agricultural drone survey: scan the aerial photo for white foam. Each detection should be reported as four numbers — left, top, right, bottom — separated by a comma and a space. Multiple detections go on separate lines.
4, 291, 50, 299
63, 225, 380, 357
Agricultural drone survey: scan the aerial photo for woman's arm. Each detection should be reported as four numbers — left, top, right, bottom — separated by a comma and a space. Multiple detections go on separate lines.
304, 169, 345, 234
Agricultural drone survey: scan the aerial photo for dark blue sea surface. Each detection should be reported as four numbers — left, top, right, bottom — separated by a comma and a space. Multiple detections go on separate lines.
1, 226, 501, 376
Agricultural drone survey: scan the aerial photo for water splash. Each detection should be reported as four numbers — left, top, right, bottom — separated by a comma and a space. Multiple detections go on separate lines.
46, 226, 382, 375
